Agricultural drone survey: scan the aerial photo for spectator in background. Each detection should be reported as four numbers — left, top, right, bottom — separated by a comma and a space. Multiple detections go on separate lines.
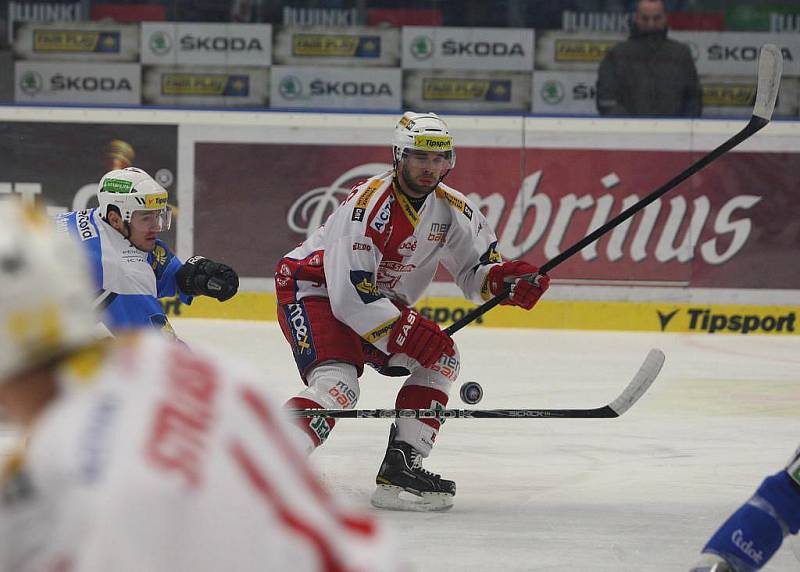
596, 0, 702, 117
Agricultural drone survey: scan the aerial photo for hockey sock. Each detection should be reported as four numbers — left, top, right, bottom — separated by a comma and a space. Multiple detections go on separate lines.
702, 470, 800, 570
285, 397, 335, 451
395, 385, 448, 457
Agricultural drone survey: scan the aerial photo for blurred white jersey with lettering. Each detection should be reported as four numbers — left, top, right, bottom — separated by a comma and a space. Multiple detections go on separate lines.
0, 332, 400, 572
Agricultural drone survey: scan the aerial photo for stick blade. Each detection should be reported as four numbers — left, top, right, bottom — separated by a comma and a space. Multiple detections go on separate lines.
608, 349, 665, 416
753, 44, 783, 121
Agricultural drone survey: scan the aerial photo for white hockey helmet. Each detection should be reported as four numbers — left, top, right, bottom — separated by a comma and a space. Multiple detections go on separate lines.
97, 167, 171, 229
393, 111, 456, 169
0, 200, 96, 383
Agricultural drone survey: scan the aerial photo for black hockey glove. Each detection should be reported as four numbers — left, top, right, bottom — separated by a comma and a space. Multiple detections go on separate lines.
176, 256, 239, 302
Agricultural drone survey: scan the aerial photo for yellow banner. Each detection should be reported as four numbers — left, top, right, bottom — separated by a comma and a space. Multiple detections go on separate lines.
162, 293, 799, 336
554, 39, 617, 63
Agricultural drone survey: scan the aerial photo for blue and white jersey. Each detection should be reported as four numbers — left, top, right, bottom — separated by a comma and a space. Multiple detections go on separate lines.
54, 208, 191, 332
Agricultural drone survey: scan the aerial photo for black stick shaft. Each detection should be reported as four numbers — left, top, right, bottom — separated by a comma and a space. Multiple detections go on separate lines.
292, 406, 617, 419
445, 116, 768, 336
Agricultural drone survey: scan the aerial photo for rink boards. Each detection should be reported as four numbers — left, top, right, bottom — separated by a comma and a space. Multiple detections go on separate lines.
163, 292, 798, 335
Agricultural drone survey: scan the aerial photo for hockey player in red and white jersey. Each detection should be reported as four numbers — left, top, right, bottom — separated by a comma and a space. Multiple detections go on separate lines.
276, 112, 550, 511
0, 200, 400, 572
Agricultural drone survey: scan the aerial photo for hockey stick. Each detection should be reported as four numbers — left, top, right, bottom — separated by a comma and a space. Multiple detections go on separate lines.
292, 348, 664, 419
444, 44, 783, 336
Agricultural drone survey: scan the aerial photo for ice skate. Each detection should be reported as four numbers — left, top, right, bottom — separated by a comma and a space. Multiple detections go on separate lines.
370, 424, 455, 512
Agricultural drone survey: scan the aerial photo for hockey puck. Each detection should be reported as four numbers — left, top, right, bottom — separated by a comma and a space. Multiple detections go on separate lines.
460, 381, 483, 405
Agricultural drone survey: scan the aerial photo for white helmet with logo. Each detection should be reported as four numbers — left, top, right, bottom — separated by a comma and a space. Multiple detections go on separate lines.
392, 111, 456, 170
97, 167, 171, 229
0, 200, 96, 383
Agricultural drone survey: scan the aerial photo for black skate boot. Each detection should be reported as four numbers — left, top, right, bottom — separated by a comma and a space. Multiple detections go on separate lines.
370, 423, 455, 512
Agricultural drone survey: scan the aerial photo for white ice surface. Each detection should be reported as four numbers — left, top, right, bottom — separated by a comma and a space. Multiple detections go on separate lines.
3, 319, 799, 571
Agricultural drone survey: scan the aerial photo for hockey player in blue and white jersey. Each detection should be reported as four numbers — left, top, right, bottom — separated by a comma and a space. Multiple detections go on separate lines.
691, 446, 800, 571
55, 167, 239, 335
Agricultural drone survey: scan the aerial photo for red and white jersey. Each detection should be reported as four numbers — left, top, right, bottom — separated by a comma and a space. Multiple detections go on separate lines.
0, 333, 400, 572
278, 171, 502, 353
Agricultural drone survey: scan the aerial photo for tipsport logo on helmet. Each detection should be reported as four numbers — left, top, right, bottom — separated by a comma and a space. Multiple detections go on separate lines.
143, 192, 168, 209
413, 135, 453, 152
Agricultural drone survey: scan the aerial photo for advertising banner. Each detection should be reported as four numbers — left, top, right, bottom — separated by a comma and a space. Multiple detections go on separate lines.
273, 26, 400, 67
15, 61, 141, 104
534, 31, 625, 71
401, 26, 534, 71
140, 23, 272, 67
531, 70, 599, 115
142, 65, 268, 107
403, 70, 531, 112
270, 65, 401, 110
190, 140, 800, 290
13, 21, 139, 62
700, 76, 800, 118
6, 1, 85, 46
671, 31, 800, 77
0, 121, 178, 246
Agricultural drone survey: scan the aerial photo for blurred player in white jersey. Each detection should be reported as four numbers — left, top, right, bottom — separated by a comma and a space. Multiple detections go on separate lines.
275, 112, 550, 511
691, 446, 800, 572
0, 200, 400, 572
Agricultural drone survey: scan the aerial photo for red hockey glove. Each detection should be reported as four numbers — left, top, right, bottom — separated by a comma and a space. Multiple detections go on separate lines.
488, 260, 550, 310
386, 308, 454, 369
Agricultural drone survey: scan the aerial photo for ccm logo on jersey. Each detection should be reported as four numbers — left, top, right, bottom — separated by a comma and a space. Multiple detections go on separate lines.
76, 210, 98, 241
352, 242, 371, 251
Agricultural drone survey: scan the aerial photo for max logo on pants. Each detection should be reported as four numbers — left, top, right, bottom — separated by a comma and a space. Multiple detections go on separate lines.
285, 303, 317, 369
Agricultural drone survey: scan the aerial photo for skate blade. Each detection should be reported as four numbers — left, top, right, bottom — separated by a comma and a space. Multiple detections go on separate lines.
370, 484, 454, 512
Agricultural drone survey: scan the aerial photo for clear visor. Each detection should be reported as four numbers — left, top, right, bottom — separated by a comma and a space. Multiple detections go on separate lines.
402, 148, 454, 169
130, 207, 172, 232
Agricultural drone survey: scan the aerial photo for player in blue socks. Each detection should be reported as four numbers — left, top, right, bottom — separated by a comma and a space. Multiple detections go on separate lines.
691, 447, 800, 571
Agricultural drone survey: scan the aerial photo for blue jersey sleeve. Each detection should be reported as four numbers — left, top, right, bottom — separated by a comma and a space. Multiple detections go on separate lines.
149, 240, 193, 304
54, 209, 104, 291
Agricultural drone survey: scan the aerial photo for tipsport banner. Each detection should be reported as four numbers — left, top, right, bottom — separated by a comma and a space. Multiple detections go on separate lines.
273, 26, 400, 67
191, 141, 800, 289
0, 122, 178, 247
13, 21, 139, 62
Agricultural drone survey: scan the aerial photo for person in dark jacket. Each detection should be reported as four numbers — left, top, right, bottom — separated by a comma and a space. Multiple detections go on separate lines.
596, 0, 702, 117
